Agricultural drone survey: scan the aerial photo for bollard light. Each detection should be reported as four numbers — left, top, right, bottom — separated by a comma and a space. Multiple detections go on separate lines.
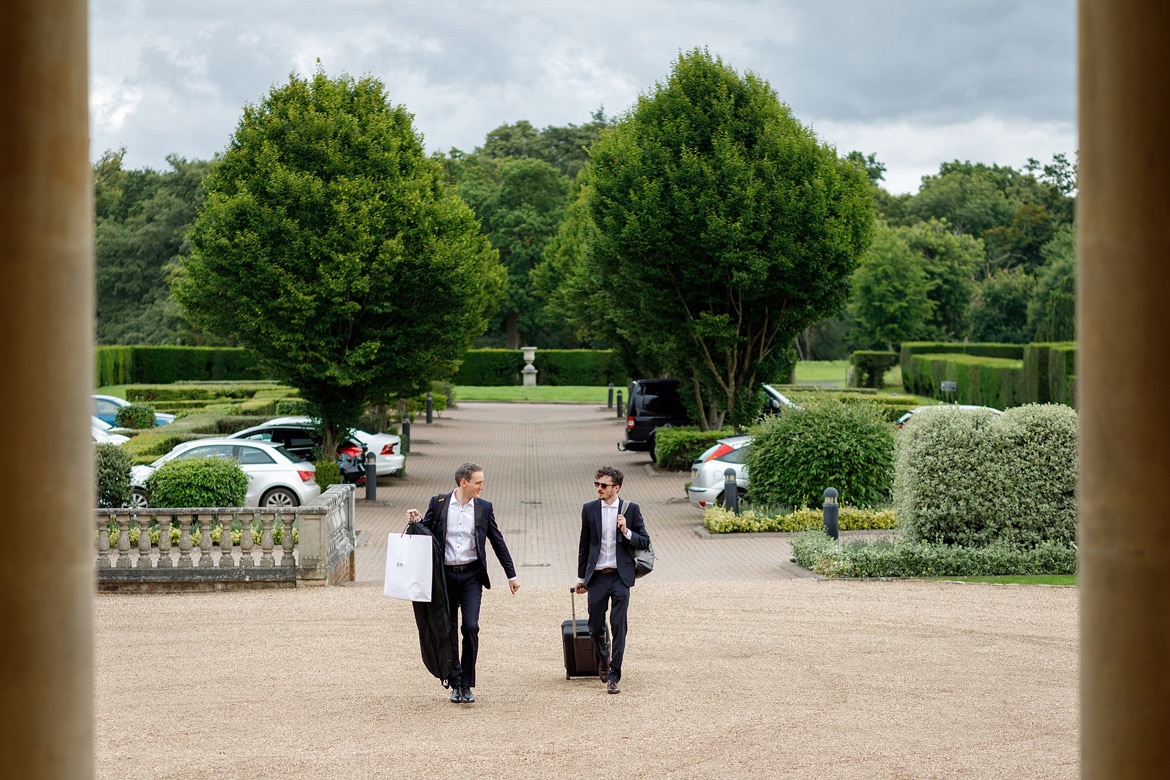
723, 468, 740, 515
608, 382, 614, 409
425, 391, 434, 424
364, 450, 377, 502
616, 389, 624, 418
823, 487, 839, 540
401, 417, 411, 454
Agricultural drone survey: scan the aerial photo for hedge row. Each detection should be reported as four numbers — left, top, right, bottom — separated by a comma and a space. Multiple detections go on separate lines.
451, 349, 627, 386
99, 346, 627, 388
703, 505, 896, 533
96, 346, 264, 386
899, 341, 1076, 409
790, 531, 1077, 578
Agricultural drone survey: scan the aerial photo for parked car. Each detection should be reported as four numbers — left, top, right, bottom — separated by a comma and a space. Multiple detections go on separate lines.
688, 435, 752, 509
618, 379, 695, 463
896, 404, 1002, 430
93, 394, 175, 427
232, 416, 405, 477
92, 416, 129, 445
129, 439, 320, 509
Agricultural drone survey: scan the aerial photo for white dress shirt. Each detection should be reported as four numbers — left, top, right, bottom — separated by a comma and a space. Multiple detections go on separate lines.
444, 490, 477, 566
595, 497, 631, 572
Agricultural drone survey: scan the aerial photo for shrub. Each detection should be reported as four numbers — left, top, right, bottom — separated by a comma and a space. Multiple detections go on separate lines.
746, 398, 895, 508
703, 504, 897, 533
95, 443, 132, 508
654, 427, 733, 472
894, 403, 1077, 548
144, 457, 249, 508
789, 531, 1077, 578
114, 403, 158, 429
314, 458, 343, 489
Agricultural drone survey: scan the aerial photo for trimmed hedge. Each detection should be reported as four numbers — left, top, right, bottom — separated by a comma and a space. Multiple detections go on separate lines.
96, 346, 264, 386
96, 443, 132, 508
704, 505, 896, 533
893, 403, 1078, 548
790, 531, 1077, 578
898, 341, 1076, 410
747, 398, 895, 509
451, 349, 626, 386
144, 457, 249, 508
654, 427, 734, 472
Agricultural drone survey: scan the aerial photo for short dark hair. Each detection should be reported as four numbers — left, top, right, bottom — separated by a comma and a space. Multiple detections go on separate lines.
595, 465, 624, 487
455, 462, 483, 484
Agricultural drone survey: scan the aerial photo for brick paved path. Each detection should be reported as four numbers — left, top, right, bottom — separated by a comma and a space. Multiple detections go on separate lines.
354, 401, 807, 587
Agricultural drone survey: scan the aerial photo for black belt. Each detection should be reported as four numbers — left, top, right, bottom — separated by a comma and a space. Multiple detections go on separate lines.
446, 563, 474, 572
598, 567, 617, 574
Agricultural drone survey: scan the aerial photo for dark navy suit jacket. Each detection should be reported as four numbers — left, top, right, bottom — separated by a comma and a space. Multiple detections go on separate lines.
420, 492, 516, 589
578, 497, 651, 588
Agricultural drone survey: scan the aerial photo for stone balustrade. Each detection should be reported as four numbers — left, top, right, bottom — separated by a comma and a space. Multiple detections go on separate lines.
94, 484, 356, 591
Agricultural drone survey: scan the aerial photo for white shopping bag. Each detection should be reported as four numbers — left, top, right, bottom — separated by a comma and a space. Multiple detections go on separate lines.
383, 532, 433, 601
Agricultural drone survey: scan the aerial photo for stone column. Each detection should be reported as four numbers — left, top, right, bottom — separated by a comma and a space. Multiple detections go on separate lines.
1079, 1, 1170, 776
0, 0, 95, 776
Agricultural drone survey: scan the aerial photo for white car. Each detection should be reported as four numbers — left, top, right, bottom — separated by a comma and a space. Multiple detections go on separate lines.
687, 435, 752, 509
92, 416, 129, 445
130, 439, 320, 509
94, 394, 176, 426
256, 415, 406, 476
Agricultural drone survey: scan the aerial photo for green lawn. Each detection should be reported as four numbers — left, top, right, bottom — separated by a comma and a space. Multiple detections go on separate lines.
453, 385, 612, 403
924, 575, 1077, 586
791, 359, 903, 391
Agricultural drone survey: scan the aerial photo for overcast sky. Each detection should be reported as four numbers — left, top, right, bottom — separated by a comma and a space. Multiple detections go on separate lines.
90, 0, 1077, 195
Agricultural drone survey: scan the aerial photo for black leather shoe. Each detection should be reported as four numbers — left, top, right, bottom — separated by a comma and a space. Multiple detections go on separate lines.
462, 687, 475, 703
607, 679, 620, 694
450, 687, 463, 703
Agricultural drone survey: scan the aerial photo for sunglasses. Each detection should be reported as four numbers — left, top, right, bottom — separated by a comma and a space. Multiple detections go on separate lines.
593, 481, 617, 488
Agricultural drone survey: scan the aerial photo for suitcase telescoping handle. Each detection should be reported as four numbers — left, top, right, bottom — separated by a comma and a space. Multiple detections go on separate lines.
569, 585, 580, 639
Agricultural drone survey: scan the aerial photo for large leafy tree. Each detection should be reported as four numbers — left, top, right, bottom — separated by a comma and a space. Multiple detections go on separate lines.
94, 150, 211, 345
967, 268, 1036, 343
175, 70, 503, 451
847, 221, 934, 351
579, 49, 873, 428
1027, 224, 1076, 341
901, 219, 983, 340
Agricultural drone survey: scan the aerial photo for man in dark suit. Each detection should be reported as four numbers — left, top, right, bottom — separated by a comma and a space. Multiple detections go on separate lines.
575, 465, 651, 694
407, 462, 519, 703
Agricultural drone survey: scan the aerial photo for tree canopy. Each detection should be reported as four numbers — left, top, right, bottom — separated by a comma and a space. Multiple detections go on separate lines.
572, 49, 874, 428
174, 70, 503, 449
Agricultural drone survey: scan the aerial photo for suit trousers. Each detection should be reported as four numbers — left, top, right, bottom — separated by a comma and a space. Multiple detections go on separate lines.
444, 566, 482, 688
587, 569, 630, 682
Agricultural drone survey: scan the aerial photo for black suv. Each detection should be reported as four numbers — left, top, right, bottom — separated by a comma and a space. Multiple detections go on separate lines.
618, 379, 694, 463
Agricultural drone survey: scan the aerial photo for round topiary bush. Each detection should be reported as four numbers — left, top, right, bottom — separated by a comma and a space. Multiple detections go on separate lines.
746, 397, 895, 509
893, 403, 1077, 548
114, 403, 157, 429
314, 458, 343, 489
144, 457, 249, 508
95, 442, 132, 508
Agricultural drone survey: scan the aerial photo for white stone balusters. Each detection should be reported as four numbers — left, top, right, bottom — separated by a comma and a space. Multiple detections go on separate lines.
239, 512, 255, 568
96, 515, 111, 569
281, 513, 296, 568
177, 514, 194, 568
157, 514, 172, 568
216, 513, 234, 568
115, 514, 132, 568
259, 512, 276, 567
197, 514, 215, 567
135, 511, 152, 567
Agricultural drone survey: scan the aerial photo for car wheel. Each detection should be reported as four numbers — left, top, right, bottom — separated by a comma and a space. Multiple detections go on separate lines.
129, 488, 149, 510
260, 487, 299, 508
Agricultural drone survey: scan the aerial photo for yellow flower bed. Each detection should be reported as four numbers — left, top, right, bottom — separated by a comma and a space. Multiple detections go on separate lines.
703, 505, 896, 533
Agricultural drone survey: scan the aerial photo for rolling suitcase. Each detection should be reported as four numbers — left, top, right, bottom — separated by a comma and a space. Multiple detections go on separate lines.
562, 587, 606, 679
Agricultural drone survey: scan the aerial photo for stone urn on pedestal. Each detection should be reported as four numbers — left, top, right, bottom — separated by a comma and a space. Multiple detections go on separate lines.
521, 347, 538, 387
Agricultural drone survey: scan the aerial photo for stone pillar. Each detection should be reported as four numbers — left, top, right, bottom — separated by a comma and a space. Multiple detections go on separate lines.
1079, 2, 1170, 776
0, 1, 95, 776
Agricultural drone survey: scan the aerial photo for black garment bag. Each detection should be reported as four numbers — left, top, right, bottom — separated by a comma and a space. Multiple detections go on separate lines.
405, 521, 452, 687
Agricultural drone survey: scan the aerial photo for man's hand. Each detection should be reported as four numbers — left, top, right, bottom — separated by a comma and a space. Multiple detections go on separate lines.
574, 584, 587, 595
617, 513, 627, 534
509, 579, 521, 595
406, 508, 421, 522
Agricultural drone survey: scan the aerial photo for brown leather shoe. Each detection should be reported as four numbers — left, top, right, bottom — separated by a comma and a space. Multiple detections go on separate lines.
607, 679, 620, 694
598, 657, 609, 683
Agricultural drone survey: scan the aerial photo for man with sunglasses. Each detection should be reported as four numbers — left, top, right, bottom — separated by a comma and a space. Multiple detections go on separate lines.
575, 465, 652, 694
